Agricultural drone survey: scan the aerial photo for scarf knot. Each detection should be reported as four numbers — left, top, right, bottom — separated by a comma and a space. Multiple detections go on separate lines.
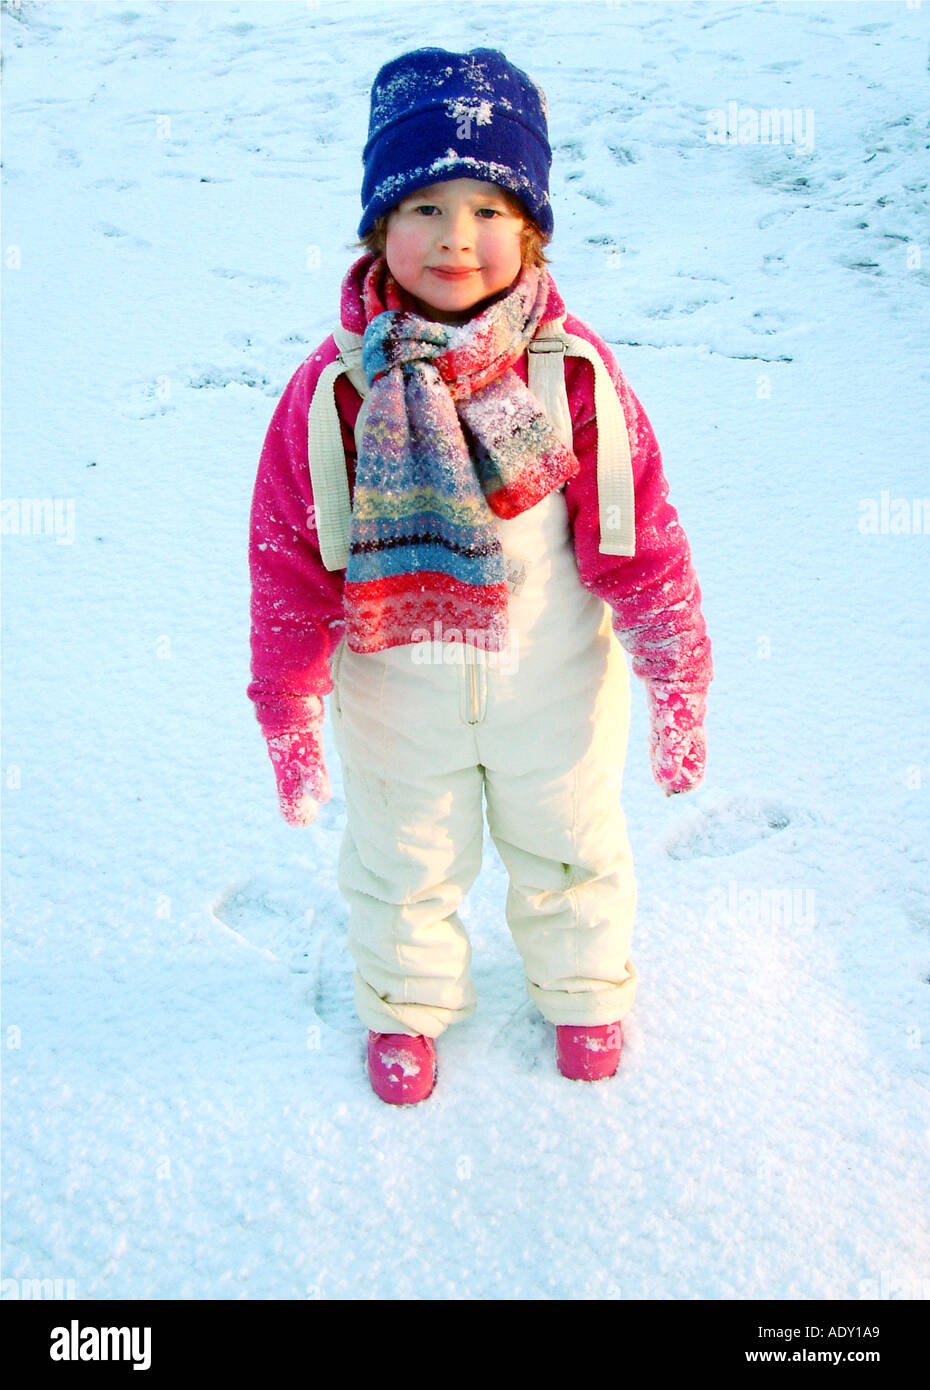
362, 311, 449, 387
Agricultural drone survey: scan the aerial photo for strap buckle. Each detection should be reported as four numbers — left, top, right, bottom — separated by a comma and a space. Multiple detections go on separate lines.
528, 337, 566, 354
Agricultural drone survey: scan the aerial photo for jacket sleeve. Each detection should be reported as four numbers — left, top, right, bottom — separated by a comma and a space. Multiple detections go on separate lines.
563, 324, 713, 696
247, 347, 349, 739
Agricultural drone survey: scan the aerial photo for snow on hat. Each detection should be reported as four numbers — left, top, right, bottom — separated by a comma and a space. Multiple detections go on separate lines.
358, 46, 553, 239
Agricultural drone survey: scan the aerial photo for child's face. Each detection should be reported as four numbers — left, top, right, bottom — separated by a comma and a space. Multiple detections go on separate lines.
384, 178, 525, 324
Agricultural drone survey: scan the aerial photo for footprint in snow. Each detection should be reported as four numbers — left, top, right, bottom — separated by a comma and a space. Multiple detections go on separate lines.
838, 258, 883, 276
186, 365, 274, 392
118, 379, 173, 420
645, 297, 718, 320
94, 221, 152, 248
91, 177, 140, 192
209, 876, 356, 1031
209, 876, 340, 969
757, 209, 795, 230
663, 795, 798, 861
210, 266, 289, 289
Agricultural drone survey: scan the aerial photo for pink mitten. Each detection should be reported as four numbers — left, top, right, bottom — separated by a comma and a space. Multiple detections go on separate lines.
646, 684, 707, 796
265, 727, 330, 826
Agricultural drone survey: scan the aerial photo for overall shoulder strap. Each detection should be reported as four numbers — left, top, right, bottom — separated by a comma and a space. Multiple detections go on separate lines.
529, 320, 636, 558
560, 330, 636, 558
306, 331, 365, 572
527, 326, 574, 448
331, 325, 367, 395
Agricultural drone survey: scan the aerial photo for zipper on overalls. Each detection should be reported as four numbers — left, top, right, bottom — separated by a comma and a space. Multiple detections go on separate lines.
470, 647, 480, 723
465, 640, 478, 724
462, 639, 484, 724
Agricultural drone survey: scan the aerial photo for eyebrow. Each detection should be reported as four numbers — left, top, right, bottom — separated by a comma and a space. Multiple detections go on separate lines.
400, 188, 511, 206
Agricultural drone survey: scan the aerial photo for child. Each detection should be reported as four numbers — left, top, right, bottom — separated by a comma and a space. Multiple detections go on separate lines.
247, 47, 712, 1104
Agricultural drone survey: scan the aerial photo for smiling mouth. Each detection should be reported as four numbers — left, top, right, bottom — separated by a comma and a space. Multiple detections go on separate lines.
428, 267, 480, 279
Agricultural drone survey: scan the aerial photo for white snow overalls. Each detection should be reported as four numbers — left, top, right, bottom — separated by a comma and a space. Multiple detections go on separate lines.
328, 482, 639, 1039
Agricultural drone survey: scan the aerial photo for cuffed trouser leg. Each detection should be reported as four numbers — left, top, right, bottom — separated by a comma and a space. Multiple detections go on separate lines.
337, 759, 485, 1038
480, 621, 639, 1026
484, 790, 638, 1025
330, 641, 485, 1039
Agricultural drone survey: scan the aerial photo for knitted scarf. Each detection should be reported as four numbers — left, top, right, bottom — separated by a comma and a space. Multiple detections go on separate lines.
341, 254, 580, 654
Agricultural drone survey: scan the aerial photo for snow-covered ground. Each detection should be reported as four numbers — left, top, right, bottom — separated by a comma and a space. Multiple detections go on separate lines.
2, 0, 929, 1300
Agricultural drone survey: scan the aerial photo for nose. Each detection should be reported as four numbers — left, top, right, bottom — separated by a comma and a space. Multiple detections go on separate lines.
438, 207, 473, 253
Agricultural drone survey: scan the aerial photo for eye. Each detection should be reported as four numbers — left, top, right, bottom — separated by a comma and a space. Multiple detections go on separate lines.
411, 203, 440, 216
476, 207, 502, 218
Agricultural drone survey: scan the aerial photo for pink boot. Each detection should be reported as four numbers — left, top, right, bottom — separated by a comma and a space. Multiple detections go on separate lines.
367, 1031, 437, 1105
556, 1021, 623, 1081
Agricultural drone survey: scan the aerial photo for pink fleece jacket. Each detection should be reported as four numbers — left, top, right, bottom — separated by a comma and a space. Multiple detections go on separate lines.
247, 273, 712, 741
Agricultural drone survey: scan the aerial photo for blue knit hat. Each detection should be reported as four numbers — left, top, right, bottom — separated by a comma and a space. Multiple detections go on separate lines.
358, 47, 553, 239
